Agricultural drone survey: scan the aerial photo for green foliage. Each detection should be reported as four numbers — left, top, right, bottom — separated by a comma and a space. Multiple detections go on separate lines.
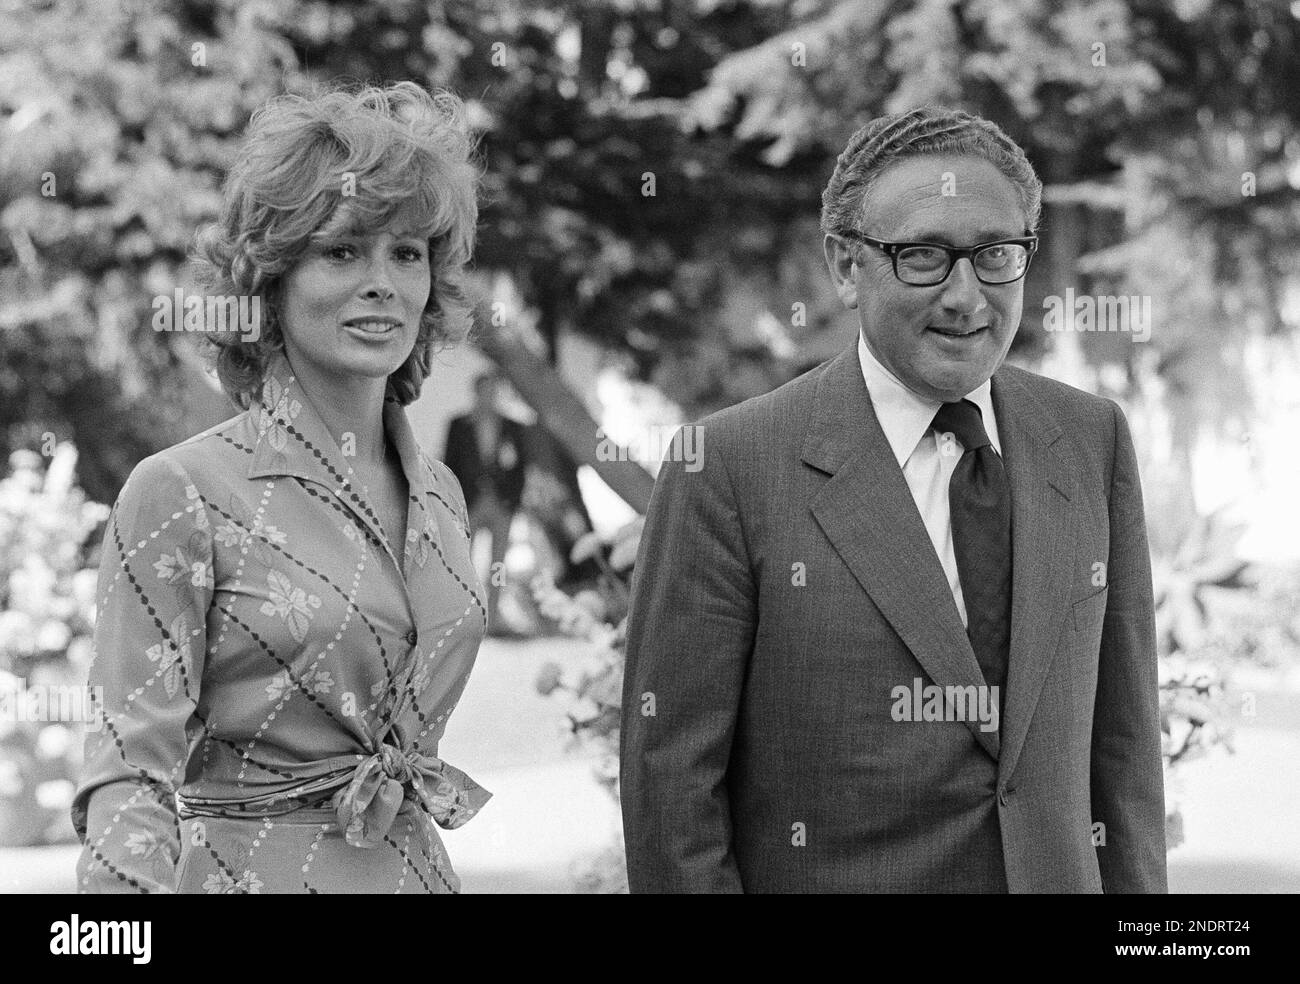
2, 0, 1298, 496
0, 446, 106, 846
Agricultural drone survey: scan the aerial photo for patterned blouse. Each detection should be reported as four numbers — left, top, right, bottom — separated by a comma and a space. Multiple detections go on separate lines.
72, 353, 491, 893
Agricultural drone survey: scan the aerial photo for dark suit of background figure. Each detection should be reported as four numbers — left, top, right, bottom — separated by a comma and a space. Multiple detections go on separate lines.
443, 387, 528, 628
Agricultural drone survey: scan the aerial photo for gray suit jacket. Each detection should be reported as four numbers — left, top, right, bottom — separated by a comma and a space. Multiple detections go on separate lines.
620, 345, 1168, 893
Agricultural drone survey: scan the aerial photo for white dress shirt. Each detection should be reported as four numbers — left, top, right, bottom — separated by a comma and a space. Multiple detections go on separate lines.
856, 334, 1002, 629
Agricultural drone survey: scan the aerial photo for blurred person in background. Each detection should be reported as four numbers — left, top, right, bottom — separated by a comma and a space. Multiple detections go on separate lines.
443, 372, 529, 633
521, 426, 597, 590
72, 82, 493, 893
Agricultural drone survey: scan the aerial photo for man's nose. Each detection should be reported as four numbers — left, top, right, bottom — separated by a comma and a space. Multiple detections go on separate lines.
940, 258, 988, 314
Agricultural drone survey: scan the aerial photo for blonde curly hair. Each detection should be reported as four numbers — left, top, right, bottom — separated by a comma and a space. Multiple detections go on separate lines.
190, 81, 480, 409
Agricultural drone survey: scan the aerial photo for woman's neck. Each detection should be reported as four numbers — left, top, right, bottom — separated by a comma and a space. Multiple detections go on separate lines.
284, 354, 390, 469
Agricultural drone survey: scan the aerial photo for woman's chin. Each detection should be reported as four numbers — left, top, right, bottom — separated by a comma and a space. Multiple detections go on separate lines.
334, 336, 415, 375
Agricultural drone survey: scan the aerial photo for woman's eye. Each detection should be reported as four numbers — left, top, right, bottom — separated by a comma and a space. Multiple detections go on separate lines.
395, 245, 427, 262
323, 243, 355, 260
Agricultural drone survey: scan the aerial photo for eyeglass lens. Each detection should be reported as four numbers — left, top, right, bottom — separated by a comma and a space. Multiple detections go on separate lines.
896, 243, 1030, 285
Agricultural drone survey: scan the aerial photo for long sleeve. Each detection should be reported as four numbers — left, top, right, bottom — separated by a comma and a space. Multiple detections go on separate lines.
72, 454, 214, 893
619, 423, 756, 893
1090, 401, 1169, 893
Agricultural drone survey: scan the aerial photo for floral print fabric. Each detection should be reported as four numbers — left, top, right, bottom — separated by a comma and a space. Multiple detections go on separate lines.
72, 353, 490, 893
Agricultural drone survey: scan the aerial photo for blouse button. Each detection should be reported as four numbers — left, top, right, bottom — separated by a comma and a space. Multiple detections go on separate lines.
405, 630, 418, 647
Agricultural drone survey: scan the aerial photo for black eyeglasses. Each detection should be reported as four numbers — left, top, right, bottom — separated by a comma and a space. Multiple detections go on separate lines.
839, 232, 1039, 286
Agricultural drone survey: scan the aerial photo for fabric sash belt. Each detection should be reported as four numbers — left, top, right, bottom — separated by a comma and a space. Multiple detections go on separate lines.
177, 742, 491, 849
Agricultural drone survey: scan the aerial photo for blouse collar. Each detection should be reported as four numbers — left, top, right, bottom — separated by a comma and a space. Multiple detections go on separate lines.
246, 351, 434, 563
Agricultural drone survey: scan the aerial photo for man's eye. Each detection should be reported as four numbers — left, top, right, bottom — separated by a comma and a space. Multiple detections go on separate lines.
900, 247, 947, 269
977, 246, 1012, 268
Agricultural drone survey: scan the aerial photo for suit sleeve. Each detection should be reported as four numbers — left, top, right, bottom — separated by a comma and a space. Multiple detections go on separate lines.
1090, 401, 1169, 893
71, 456, 213, 893
620, 424, 756, 893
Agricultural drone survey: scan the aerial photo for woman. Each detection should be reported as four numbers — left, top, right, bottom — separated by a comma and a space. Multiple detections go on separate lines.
72, 82, 490, 893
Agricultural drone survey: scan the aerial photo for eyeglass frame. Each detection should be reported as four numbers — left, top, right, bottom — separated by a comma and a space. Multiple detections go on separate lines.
837, 231, 1040, 286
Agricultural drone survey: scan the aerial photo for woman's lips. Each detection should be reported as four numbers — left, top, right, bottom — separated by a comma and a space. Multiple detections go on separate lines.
342, 319, 401, 335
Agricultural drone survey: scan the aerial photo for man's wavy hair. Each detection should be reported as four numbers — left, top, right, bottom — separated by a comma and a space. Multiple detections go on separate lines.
821, 107, 1042, 240
191, 81, 480, 409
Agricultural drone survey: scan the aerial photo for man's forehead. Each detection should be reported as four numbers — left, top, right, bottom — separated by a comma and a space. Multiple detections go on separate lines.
861, 155, 1025, 239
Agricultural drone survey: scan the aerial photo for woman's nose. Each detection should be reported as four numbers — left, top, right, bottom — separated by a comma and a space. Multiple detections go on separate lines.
358, 254, 396, 301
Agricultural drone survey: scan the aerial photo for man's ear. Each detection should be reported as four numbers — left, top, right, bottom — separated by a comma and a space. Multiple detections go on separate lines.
822, 234, 859, 310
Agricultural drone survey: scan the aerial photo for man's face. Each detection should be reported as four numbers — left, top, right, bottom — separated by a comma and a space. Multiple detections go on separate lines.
824, 154, 1029, 403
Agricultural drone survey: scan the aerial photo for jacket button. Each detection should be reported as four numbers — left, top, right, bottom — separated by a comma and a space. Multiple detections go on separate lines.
998, 786, 1011, 806
405, 630, 418, 646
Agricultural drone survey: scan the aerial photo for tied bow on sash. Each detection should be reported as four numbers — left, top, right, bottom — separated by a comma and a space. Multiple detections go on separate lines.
331, 742, 491, 849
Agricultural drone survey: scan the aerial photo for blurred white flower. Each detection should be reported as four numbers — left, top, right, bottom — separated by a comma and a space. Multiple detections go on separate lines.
71, 569, 99, 609
571, 589, 607, 621
43, 444, 78, 497
66, 636, 93, 670
37, 620, 71, 653
35, 778, 74, 809
594, 754, 619, 781
569, 531, 604, 565
0, 668, 23, 695
0, 610, 37, 654
36, 723, 72, 759
535, 661, 564, 696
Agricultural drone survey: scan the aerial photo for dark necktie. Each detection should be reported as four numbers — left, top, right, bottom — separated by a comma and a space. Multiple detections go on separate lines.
931, 399, 1012, 699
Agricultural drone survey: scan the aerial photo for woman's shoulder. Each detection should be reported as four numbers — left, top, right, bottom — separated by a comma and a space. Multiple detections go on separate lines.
417, 449, 470, 519
421, 451, 465, 500
116, 412, 253, 507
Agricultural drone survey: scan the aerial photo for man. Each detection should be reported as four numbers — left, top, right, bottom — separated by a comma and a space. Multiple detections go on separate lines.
443, 372, 528, 630
620, 107, 1167, 893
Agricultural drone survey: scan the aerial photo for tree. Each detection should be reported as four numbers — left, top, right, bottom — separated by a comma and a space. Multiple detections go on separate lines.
3, 0, 1298, 521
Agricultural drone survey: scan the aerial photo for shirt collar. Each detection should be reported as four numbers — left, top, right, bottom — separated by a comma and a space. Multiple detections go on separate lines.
856, 333, 1001, 467
247, 351, 438, 556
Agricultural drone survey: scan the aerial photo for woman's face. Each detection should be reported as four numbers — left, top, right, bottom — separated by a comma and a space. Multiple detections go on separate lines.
278, 205, 432, 388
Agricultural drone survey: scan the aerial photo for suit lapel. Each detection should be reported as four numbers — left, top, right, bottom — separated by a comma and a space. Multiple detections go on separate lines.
805, 348, 999, 761
990, 367, 1076, 783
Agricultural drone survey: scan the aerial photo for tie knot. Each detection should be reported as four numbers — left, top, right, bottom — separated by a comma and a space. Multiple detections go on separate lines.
932, 399, 991, 452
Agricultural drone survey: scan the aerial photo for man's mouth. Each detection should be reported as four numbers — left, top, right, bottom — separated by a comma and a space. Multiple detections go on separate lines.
928, 325, 988, 338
